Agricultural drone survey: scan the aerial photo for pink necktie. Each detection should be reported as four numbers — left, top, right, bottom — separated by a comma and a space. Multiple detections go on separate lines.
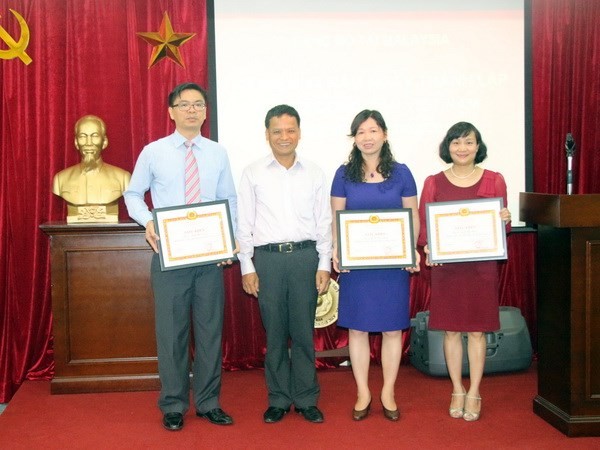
184, 141, 201, 204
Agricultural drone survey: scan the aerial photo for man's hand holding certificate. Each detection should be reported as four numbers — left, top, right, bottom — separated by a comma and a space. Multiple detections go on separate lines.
152, 200, 236, 271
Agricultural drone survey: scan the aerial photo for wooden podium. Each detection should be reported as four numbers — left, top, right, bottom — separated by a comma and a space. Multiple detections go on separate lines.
520, 193, 600, 437
40, 222, 159, 394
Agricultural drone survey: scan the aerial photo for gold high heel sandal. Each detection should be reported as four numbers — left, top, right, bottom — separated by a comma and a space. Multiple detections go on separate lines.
463, 395, 482, 422
449, 391, 466, 419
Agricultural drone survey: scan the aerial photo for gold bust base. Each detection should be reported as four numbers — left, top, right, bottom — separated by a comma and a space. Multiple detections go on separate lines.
66, 203, 119, 224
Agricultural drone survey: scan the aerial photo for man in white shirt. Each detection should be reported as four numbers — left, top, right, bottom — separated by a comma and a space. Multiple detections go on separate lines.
236, 105, 332, 424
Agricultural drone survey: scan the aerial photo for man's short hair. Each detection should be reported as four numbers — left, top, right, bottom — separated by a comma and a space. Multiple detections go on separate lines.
264, 104, 300, 129
168, 82, 208, 107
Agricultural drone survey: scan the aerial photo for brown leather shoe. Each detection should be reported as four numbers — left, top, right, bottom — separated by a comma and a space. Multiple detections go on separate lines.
352, 400, 371, 421
382, 405, 400, 421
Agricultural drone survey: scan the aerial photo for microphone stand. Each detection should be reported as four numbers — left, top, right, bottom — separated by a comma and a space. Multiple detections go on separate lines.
566, 134, 576, 195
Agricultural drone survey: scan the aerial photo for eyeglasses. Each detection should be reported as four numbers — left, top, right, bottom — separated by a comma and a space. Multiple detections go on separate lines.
172, 102, 206, 111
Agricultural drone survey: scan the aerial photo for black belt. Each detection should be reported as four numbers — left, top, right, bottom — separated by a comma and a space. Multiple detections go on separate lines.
255, 240, 316, 253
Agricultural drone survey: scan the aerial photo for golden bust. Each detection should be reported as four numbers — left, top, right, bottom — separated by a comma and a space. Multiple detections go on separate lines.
53, 115, 131, 223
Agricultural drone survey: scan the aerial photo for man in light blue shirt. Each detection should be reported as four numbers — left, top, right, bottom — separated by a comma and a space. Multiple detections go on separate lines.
124, 82, 237, 431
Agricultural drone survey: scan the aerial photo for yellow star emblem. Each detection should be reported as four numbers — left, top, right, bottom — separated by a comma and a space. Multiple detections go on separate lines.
137, 12, 195, 68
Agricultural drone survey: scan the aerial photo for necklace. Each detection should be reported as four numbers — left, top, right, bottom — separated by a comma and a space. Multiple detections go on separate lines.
363, 171, 376, 181
450, 165, 476, 179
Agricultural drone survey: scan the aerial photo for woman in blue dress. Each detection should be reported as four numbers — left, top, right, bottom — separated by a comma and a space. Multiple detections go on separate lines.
331, 110, 420, 421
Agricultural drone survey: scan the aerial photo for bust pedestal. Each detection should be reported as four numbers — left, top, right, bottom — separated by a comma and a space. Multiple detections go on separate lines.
40, 222, 158, 394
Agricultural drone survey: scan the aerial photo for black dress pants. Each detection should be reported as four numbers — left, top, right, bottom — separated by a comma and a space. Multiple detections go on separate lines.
151, 254, 225, 414
254, 246, 320, 409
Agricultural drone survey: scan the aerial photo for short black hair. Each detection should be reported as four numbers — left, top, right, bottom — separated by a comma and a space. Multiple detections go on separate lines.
264, 104, 300, 129
439, 121, 488, 164
168, 82, 207, 107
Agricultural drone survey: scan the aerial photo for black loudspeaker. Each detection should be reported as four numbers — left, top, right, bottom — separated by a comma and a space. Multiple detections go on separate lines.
409, 306, 533, 376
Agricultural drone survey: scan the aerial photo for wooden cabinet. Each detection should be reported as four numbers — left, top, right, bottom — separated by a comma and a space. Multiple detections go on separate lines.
520, 193, 600, 437
40, 222, 159, 394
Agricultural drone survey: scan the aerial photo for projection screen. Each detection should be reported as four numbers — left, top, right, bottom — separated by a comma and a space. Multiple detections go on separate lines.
213, 0, 528, 226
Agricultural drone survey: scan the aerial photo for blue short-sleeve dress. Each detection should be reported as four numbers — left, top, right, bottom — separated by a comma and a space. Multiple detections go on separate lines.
331, 162, 417, 332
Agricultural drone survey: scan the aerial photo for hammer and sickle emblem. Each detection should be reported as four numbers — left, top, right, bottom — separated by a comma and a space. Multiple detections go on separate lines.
0, 9, 32, 65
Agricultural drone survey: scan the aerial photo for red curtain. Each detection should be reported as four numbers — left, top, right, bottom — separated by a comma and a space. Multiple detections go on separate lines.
0, 0, 209, 402
531, 0, 600, 194
2, 0, 600, 403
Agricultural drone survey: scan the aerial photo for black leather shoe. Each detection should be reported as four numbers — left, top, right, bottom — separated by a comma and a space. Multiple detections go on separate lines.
162, 412, 184, 431
263, 406, 290, 423
295, 406, 324, 423
196, 408, 233, 425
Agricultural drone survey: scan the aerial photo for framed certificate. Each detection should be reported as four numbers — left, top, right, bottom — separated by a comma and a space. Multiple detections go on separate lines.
152, 200, 236, 271
426, 197, 507, 264
337, 209, 416, 270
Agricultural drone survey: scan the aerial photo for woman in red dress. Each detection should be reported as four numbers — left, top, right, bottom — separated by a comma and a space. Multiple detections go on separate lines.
418, 122, 512, 422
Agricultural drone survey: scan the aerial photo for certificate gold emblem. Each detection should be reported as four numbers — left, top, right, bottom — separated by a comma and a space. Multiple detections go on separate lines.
186, 211, 198, 220
459, 208, 470, 216
0, 9, 32, 65
369, 215, 380, 223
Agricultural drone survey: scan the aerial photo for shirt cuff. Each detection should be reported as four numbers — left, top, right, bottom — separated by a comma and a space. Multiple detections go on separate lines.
238, 254, 256, 276
317, 255, 332, 273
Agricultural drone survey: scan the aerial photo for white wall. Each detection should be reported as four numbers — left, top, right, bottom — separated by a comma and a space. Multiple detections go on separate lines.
214, 0, 526, 224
